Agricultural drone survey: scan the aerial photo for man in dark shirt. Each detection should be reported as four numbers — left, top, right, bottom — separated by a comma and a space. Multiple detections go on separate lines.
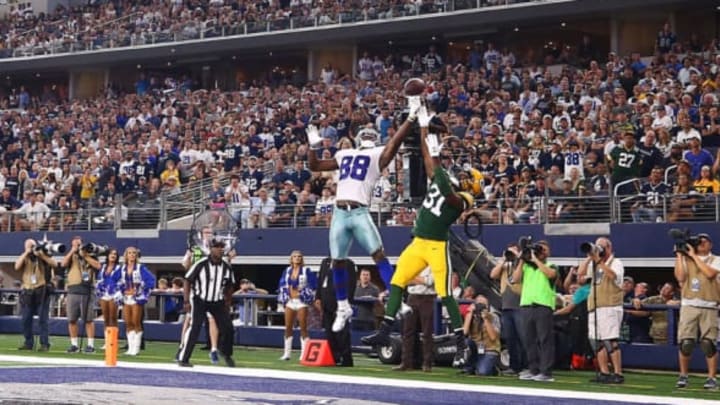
316, 257, 357, 366
354, 268, 381, 331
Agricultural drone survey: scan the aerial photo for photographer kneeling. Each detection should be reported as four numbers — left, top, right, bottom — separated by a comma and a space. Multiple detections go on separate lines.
15, 239, 58, 351
577, 237, 625, 384
461, 294, 501, 376
673, 232, 719, 390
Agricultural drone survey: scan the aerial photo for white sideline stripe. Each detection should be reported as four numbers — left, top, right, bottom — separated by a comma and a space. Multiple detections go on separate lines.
0, 355, 713, 405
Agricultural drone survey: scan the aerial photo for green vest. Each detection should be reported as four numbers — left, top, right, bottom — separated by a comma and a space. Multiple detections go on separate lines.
191, 246, 205, 265
519, 262, 556, 309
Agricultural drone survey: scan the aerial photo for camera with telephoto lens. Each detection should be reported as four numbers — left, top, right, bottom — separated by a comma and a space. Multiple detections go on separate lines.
82, 242, 109, 256
519, 236, 543, 265
668, 228, 701, 255
580, 242, 606, 258
34, 240, 66, 255
474, 302, 487, 315
503, 247, 518, 261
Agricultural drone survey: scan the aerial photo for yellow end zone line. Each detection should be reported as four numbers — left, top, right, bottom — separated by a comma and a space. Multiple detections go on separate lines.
0, 354, 712, 405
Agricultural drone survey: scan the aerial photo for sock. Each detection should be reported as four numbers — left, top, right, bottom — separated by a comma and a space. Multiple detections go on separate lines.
442, 296, 463, 330
87, 338, 95, 347
71, 338, 78, 346
377, 258, 394, 290
212, 346, 217, 352
385, 285, 404, 318
333, 267, 348, 301
337, 299, 350, 310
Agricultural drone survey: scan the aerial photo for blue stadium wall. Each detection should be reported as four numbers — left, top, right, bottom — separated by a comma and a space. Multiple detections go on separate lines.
0, 223, 715, 261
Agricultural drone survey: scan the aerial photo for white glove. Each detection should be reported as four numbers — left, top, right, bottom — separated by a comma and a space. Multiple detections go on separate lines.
306, 124, 322, 148
417, 106, 434, 128
425, 133, 443, 157
406, 96, 422, 122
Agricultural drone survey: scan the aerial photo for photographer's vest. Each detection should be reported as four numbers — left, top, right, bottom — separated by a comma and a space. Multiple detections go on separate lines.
587, 257, 623, 311
500, 263, 522, 310
469, 313, 501, 353
680, 255, 719, 308
519, 262, 556, 309
191, 246, 204, 265
66, 254, 94, 295
21, 257, 47, 290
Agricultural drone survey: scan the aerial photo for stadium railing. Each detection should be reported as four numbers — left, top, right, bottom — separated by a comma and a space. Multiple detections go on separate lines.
0, 191, 716, 232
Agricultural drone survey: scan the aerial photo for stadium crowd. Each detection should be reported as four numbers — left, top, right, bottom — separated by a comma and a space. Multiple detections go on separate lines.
0, 16, 716, 230
0, 0, 494, 57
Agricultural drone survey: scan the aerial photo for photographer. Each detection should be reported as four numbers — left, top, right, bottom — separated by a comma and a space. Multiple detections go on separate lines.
15, 239, 57, 351
461, 294, 501, 376
61, 236, 101, 353
673, 233, 719, 390
489, 242, 527, 376
511, 239, 557, 382
577, 237, 625, 385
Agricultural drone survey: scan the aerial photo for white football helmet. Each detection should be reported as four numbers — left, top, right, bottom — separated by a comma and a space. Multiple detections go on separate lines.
356, 128, 380, 149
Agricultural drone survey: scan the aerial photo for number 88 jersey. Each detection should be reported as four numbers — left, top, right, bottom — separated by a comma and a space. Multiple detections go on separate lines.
334, 147, 384, 205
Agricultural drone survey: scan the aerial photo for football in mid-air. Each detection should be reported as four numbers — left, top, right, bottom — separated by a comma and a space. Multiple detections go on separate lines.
403, 77, 426, 96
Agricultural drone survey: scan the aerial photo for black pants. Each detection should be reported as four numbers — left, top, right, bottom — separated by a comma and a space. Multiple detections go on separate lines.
179, 297, 234, 363
322, 310, 352, 366
401, 294, 435, 369
521, 305, 555, 376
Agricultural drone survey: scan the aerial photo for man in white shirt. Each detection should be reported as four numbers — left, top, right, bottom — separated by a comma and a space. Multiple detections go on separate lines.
15, 192, 50, 231
248, 188, 276, 229
651, 105, 673, 131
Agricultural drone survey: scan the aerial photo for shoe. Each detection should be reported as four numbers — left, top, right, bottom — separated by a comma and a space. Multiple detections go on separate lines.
392, 365, 409, 372
590, 373, 613, 384
38, 345, 50, 352
83, 346, 95, 354
703, 377, 718, 390
532, 374, 555, 382
178, 361, 193, 368
396, 303, 413, 320
332, 306, 353, 333
66, 345, 80, 353
519, 370, 537, 381
223, 354, 236, 368
676, 375, 689, 389
452, 334, 468, 368
611, 374, 625, 384
17, 345, 33, 351
501, 369, 518, 377
422, 365, 432, 373
210, 350, 219, 365
360, 321, 392, 346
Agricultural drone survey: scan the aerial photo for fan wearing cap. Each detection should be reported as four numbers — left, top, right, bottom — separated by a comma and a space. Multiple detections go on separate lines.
682, 134, 714, 181
607, 131, 643, 196
362, 106, 474, 370
674, 233, 720, 389
693, 165, 720, 194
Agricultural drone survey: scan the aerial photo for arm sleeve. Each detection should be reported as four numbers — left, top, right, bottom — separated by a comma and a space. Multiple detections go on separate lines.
433, 166, 453, 196
185, 259, 201, 281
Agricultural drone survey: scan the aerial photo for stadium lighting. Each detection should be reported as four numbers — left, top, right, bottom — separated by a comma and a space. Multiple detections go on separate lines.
560, 22, 566, 27
514, 27, 519, 32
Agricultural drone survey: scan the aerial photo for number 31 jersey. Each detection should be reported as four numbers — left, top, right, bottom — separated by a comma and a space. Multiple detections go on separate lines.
334, 147, 384, 206
414, 179, 471, 241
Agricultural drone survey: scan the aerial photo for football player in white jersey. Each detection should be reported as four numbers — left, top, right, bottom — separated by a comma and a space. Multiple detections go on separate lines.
307, 97, 421, 332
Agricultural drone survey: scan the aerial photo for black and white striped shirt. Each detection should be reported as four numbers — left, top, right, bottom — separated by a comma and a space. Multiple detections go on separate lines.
185, 257, 234, 303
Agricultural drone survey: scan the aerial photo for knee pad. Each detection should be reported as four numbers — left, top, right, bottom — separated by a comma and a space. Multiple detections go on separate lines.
680, 339, 696, 356
605, 339, 619, 354
589, 339, 600, 353
700, 339, 717, 358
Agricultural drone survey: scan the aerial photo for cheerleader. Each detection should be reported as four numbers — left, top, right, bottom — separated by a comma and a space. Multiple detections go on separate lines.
95, 248, 121, 350
118, 247, 155, 356
277, 250, 317, 360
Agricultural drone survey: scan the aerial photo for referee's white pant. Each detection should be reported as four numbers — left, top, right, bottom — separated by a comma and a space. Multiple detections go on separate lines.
178, 297, 234, 363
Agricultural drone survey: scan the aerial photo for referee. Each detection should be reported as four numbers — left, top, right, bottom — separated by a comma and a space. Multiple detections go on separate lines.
178, 239, 236, 368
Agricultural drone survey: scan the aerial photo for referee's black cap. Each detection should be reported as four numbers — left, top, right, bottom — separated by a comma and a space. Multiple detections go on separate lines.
210, 239, 225, 248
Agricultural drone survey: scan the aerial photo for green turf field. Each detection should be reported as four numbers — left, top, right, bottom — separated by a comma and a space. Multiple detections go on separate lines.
0, 334, 717, 401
